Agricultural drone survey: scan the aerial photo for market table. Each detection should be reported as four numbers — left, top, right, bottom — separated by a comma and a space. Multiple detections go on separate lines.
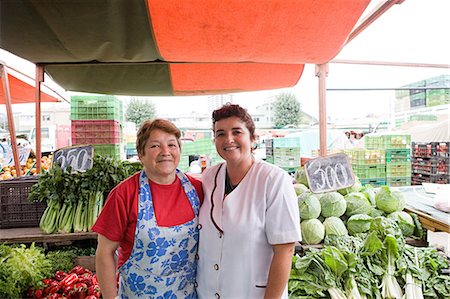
0, 227, 97, 244
395, 185, 450, 233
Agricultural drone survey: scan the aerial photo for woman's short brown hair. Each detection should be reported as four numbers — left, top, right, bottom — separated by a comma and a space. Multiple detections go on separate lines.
212, 103, 256, 141
136, 119, 181, 156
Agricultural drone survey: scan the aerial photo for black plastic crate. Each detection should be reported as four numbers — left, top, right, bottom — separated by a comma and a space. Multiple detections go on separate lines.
411, 173, 450, 185
411, 157, 449, 175
412, 142, 450, 158
0, 176, 46, 229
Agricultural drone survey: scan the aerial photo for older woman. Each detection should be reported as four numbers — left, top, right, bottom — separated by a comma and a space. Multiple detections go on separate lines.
93, 119, 203, 299
197, 104, 301, 298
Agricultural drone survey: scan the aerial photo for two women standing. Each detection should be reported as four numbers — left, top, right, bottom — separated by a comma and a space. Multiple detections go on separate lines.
94, 104, 300, 299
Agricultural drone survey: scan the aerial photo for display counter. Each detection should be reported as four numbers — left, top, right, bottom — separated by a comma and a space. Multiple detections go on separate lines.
0, 227, 97, 244
396, 185, 449, 233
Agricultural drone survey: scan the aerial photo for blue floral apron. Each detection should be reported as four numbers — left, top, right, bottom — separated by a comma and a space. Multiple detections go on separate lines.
118, 170, 200, 299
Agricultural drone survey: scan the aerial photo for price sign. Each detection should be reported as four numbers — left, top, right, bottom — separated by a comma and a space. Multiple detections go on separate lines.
305, 153, 354, 193
53, 145, 94, 172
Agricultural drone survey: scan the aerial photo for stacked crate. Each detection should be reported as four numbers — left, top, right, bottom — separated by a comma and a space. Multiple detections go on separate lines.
365, 133, 412, 187
70, 95, 123, 160
345, 149, 386, 187
411, 142, 450, 185
179, 138, 222, 171
385, 149, 412, 186
425, 74, 450, 107
265, 138, 301, 173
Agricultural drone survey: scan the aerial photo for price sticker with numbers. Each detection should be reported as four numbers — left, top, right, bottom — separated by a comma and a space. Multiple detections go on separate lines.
304, 153, 355, 193
52, 145, 94, 172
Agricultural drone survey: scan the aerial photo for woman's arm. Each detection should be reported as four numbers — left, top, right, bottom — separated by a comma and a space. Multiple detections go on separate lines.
96, 234, 120, 299
264, 243, 295, 299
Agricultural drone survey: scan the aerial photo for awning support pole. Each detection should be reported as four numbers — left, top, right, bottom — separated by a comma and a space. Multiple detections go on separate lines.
0, 65, 22, 176
316, 63, 328, 157
35, 64, 44, 174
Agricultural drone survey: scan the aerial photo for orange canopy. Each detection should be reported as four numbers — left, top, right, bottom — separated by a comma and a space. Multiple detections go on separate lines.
0, 72, 59, 104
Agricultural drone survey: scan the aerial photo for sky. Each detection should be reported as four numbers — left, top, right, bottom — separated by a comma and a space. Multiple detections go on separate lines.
1, 0, 449, 120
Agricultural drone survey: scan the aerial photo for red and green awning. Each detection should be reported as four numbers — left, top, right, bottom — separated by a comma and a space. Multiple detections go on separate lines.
0, 0, 370, 96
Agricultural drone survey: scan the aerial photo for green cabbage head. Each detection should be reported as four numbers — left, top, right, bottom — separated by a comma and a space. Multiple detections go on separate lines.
345, 192, 373, 217
346, 214, 373, 235
361, 184, 376, 206
298, 192, 321, 220
375, 186, 406, 213
387, 211, 415, 237
294, 167, 309, 187
294, 183, 309, 196
323, 216, 348, 237
319, 192, 347, 218
337, 175, 362, 195
301, 219, 325, 245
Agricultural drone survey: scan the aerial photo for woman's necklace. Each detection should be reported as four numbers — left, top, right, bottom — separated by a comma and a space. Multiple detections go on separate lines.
225, 170, 239, 195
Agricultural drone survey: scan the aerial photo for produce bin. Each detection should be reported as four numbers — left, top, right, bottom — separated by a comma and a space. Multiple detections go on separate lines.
0, 176, 45, 229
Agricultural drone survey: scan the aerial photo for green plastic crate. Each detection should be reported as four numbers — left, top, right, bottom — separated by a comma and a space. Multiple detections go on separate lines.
71, 95, 123, 122
365, 134, 411, 150
272, 137, 301, 148
385, 149, 411, 163
386, 163, 412, 177
360, 178, 386, 187
352, 164, 386, 179
345, 149, 385, 165
93, 144, 121, 160
386, 177, 411, 187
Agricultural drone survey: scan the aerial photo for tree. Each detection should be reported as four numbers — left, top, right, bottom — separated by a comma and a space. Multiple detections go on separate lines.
125, 97, 156, 126
272, 92, 302, 128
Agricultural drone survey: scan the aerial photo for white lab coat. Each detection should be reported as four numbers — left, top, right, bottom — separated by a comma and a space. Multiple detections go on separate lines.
197, 160, 301, 299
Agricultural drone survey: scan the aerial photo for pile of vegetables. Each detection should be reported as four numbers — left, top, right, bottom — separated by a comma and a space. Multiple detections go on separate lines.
26, 265, 101, 299
289, 217, 450, 299
0, 243, 98, 299
29, 155, 142, 234
290, 168, 450, 299
294, 169, 423, 245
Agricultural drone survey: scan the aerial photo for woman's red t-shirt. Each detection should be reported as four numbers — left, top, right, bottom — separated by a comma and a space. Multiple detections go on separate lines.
91, 172, 203, 268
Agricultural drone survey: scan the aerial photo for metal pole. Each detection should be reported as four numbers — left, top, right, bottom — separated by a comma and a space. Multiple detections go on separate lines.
35, 64, 44, 174
0, 65, 22, 176
316, 63, 328, 157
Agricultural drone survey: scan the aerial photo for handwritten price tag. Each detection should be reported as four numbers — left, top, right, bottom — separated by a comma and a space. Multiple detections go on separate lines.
305, 153, 355, 193
53, 145, 94, 172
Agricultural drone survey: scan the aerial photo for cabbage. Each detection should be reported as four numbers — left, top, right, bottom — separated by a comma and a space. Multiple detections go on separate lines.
346, 214, 373, 235
301, 219, 325, 245
345, 192, 373, 217
387, 211, 415, 237
298, 192, 321, 220
294, 167, 309, 187
294, 183, 309, 196
319, 192, 347, 218
369, 208, 385, 218
323, 216, 348, 237
375, 186, 406, 213
337, 176, 362, 195
361, 184, 376, 206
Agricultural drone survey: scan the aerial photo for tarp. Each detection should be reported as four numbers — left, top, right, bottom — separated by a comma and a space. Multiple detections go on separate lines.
0, 0, 370, 96
0, 71, 59, 104
401, 118, 450, 142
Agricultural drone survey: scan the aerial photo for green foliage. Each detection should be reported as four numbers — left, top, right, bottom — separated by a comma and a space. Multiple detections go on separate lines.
0, 243, 51, 299
125, 97, 156, 127
272, 92, 302, 127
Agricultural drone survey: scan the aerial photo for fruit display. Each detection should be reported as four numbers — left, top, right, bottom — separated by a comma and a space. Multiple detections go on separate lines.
0, 156, 53, 180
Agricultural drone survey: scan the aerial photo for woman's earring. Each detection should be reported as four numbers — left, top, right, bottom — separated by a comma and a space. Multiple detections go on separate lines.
252, 142, 258, 150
